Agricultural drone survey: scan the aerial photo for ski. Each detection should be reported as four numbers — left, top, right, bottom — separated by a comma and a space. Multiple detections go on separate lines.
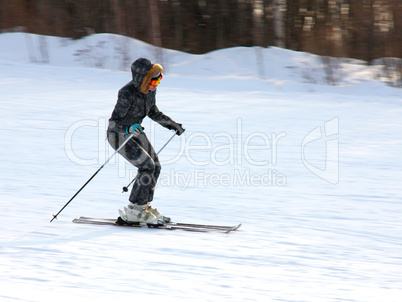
73, 216, 241, 233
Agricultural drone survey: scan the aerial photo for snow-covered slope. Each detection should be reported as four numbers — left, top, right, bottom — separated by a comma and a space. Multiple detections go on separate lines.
0, 32, 399, 92
0, 33, 401, 302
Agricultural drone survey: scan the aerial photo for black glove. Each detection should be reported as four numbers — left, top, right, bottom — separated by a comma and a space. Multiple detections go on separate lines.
168, 122, 185, 136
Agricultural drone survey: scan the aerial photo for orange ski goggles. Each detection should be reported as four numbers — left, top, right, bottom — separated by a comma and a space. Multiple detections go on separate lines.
149, 73, 163, 86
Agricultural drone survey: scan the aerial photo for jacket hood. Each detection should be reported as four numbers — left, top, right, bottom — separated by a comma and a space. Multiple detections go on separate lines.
131, 58, 163, 94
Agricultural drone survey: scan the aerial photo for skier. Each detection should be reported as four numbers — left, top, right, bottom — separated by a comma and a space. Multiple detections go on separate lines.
107, 58, 184, 224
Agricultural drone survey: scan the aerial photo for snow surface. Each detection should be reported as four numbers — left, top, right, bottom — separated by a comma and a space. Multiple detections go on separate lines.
1, 33, 402, 302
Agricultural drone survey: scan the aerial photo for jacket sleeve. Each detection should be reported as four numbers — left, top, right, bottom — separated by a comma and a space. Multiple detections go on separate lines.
147, 103, 176, 128
109, 90, 132, 133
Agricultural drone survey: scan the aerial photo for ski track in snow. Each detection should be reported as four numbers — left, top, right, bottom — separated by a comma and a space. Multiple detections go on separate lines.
1, 33, 402, 302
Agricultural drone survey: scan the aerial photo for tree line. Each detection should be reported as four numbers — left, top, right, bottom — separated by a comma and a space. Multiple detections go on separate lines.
1, 0, 401, 62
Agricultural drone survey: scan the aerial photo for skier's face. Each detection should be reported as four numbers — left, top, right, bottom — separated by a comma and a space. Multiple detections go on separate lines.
148, 73, 163, 92
149, 74, 163, 86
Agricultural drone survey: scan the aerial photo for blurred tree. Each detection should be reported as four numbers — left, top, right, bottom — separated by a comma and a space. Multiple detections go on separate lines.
0, 0, 400, 61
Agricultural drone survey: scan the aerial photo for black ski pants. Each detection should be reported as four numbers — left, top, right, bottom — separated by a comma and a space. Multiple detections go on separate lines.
107, 131, 161, 206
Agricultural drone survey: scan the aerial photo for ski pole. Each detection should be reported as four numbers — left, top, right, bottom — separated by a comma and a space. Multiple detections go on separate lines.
122, 132, 176, 193
50, 132, 136, 222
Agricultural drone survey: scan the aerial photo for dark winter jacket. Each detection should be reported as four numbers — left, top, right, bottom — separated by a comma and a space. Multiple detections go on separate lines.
108, 58, 176, 133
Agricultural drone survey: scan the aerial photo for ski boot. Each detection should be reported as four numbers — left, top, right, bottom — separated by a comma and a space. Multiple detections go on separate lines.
146, 203, 171, 223
118, 203, 158, 225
